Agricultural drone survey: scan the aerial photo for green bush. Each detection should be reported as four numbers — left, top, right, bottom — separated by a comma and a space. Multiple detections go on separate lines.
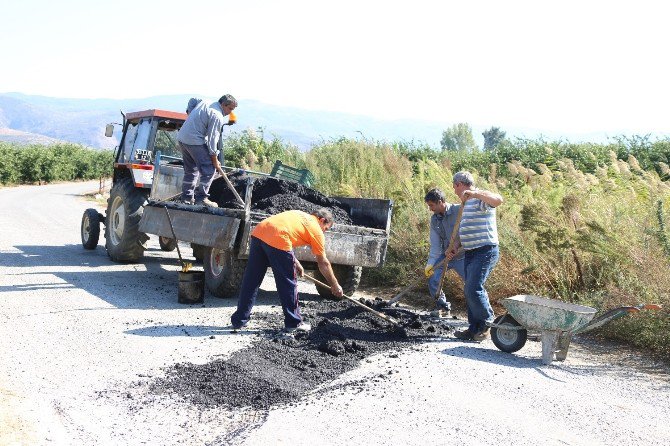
0, 142, 113, 185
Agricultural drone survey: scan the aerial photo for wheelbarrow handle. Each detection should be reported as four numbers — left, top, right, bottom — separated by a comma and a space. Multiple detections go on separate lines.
573, 303, 662, 335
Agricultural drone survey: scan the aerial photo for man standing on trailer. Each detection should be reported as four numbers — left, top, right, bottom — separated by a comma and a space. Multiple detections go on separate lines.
177, 94, 237, 207
231, 208, 344, 333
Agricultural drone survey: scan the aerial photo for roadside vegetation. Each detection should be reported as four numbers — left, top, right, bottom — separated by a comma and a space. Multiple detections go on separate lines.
2, 132, 669, 355
0, 142, 113, 186
225, 129, 670, 356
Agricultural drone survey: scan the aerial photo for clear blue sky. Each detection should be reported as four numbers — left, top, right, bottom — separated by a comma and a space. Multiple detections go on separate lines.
1, 0, 668, 137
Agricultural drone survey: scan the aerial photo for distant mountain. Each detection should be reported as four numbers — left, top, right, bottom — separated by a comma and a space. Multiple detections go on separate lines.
1, 92, 666, 151
0, 93, 448, 151
0, 127, 64, 145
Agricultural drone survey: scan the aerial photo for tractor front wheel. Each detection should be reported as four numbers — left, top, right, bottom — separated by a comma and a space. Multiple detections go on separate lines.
81, 208, 102, 250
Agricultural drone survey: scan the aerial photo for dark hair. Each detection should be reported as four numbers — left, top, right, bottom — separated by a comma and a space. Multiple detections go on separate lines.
185, 97, 201, 114
424, 188, 446, 203
312, 208, 334, 225
218, 94, 238, 108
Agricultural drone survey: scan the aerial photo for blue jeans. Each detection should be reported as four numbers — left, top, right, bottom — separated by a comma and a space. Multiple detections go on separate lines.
231, 237, 302, 329
179, 142, 216, 202
464, 245, 499, 333
427, 255, 465, 301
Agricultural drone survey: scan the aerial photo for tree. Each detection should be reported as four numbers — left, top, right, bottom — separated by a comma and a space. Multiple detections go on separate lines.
482, 127, 507, 151
440, 123, 477, 152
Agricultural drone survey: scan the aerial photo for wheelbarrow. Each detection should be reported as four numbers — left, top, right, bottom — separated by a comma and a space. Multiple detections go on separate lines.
487, 295, 662, 365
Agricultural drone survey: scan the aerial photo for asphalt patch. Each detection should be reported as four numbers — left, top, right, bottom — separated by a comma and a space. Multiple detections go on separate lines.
150, 299, 453, 410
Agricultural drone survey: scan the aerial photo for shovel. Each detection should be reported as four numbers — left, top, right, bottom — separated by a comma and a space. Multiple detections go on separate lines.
388, 199, 466, 306
302, 274, 401, 328
214, 170, 245, 207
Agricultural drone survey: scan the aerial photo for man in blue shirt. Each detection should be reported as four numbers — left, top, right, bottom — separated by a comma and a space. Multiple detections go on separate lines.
446, 171, 503, 341
424, 188, 465, 317
177, 94, 237, 207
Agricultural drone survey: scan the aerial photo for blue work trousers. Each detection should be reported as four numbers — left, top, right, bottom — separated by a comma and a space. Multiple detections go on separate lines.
427, 255, 465, 300
179, 142, 216, 202
463, 245, 499, 333
231, 237, 302, 329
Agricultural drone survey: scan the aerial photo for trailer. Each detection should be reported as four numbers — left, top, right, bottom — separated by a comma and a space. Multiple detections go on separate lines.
80, 108, 393, 299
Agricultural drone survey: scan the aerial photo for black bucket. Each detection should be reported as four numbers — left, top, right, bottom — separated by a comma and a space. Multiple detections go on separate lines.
178, 270, 205, 304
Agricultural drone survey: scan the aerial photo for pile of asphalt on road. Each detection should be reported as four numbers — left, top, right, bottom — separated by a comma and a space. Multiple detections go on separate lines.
150, 298, 454, 410
208, 173, 360, 226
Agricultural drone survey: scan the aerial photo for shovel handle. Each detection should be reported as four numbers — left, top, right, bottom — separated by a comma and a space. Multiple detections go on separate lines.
216, 170, 245, 206
164, 206, 191, 272
387, 256, 449, 305
302, 274, 400, 327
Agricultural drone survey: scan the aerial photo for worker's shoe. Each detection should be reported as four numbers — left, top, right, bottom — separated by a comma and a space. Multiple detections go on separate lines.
179, 195, 194, 205
230, 322, 247, 331
283, 322, 311, 333
431, 297, 451, 318
195, 198, 218, 208
472, 328, 490, 342
430, 308, 451, 318
436, 297, 451, 311
453, 329, 476, 341
454, 328, 489, 342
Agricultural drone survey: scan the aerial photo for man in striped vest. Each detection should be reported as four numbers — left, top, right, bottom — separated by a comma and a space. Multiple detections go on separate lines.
446, 171, 503, 341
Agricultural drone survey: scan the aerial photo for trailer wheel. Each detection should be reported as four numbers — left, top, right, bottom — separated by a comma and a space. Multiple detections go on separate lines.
314, 265, 362, 300
159, 236, 177, 252
104, 177, 149, 262
81, 208, 101, 250
204, 247, 247, 298
491, 314, 528, 353
191, 243, 205, 263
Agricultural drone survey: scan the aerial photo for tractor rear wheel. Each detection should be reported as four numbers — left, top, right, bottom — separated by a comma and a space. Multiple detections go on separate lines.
104, 177, 149, 262
314, 265, 362, 300
204, 247, 247, 298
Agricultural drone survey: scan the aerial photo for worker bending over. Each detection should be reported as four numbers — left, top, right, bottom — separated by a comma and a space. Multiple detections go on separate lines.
231, 209, 344, 333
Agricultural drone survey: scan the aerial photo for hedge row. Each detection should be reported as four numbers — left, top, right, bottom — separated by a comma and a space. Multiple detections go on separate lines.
0, 143, 114, 185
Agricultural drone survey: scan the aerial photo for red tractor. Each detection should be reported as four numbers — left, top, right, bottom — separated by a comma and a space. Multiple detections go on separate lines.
81, 109, 193, 261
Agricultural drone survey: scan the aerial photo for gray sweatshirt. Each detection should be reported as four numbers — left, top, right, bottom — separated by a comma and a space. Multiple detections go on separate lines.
177, 100, 227, 156
427, 203, 464, 268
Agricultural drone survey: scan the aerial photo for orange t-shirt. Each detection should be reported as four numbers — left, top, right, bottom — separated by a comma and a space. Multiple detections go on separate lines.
251, 210, 326, 257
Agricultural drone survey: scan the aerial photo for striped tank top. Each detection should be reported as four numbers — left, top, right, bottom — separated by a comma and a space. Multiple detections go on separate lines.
458, 198, 498, 250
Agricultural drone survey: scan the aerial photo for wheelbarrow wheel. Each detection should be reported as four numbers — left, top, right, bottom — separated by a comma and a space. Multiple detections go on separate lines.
491, 314, 527, 353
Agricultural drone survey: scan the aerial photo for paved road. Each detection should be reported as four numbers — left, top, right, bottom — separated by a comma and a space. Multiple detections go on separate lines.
1, 181, 669, 445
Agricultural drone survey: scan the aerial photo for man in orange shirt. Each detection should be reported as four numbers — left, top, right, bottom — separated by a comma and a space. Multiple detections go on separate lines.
230, 208, 344, 332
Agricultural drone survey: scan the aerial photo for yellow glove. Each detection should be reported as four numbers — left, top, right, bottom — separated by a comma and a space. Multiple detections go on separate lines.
424, 265, 435, 278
